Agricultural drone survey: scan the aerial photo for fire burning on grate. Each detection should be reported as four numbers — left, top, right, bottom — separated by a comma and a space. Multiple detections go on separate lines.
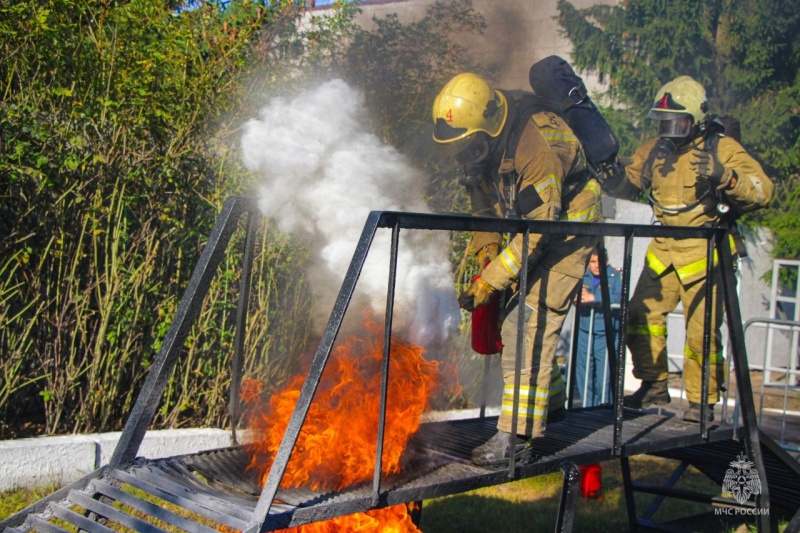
239, 78, 463, 531
242, 314, 443, 531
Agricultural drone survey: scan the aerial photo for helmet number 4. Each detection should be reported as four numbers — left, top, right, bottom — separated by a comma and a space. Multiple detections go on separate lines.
446, 109, 454, 122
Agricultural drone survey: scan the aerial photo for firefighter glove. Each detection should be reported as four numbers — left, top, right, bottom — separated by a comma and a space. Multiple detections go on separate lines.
597, 158, 629, 187
690, 149, 728, 188
476, 244, 499, 271
458, 277, 496, 312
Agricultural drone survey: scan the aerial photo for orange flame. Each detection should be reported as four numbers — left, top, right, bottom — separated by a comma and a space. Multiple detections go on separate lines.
240, 378, 263, 404
243, 314, 440, 531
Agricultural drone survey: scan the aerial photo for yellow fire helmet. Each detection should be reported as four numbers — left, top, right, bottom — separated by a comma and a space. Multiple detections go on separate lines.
432, 72, 508, 144
647, 75, 709, 137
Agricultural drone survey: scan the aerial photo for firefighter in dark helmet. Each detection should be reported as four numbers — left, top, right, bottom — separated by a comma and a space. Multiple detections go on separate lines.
432, 72, 602, 465
602, 75, 773, 422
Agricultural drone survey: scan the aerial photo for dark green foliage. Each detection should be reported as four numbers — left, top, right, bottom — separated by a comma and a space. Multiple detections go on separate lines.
558, 0, 800, 255
0, 0, 327, 436
0, 0, 485, 436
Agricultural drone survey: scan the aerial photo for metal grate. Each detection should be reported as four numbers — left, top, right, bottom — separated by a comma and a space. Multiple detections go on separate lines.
0, 201, 785, 532
2, 408, 750, 533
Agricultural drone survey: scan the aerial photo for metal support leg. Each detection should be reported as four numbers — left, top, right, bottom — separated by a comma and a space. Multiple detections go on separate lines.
641, 460, 690, 521
718, 235, 771, 532
620, 457, 639, 532
786, 507, 800, 533
409, 501, 423, 527
555, 462, 581, 533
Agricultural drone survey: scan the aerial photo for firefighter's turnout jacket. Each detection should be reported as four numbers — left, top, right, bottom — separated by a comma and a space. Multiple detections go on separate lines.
604, 134, 773, 403
470, 92, 602, 437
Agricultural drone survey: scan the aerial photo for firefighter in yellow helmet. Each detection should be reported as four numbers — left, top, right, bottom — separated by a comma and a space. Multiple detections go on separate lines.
601, 75, 773, 422
432, 72, 603, 465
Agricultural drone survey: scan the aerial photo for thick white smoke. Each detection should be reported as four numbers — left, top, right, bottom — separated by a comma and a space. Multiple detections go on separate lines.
241, 79, 460, 347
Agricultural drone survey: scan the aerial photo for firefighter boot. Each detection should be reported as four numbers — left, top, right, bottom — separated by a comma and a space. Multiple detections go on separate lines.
623, 380, 670, 409
683, 402, 715, 423
471, 431, 538, 467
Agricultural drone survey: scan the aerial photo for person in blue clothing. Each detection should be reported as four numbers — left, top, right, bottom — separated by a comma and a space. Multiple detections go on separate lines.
574, 249, 622, 406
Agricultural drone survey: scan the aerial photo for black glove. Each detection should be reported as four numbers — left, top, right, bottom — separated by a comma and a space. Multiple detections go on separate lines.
597, 157, 630, 185
690, 149, 730, 189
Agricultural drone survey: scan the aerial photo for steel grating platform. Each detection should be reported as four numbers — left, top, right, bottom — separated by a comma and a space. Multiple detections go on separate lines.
1, 408, 743, 533
654, 428, 800, 512
1, 203, 788, 532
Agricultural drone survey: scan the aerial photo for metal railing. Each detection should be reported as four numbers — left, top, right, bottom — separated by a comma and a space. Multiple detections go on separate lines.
658, 313, 800, 454
743, 318, 800, 452
101, 198, 769, 533
566, 304, 620, 407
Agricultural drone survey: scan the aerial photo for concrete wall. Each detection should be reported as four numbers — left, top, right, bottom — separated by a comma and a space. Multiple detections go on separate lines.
0, 428, 233, 492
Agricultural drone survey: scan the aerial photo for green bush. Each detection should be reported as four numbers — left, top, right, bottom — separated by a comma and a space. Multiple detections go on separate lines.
0, 0, 486, 437
0, 0, 328, 436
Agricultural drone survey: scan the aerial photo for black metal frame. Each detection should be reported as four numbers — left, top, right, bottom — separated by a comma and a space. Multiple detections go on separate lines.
3, 196, 774, 533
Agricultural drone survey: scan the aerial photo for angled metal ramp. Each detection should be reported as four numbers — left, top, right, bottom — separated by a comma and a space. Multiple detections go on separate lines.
0, 198, 786, 532
1, 409, 743, 533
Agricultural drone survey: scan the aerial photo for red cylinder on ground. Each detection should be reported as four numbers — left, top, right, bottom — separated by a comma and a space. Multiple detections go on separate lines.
579, 463, 603, 499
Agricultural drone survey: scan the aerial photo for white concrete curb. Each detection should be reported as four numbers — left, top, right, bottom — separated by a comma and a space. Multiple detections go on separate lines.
0, 428, 233, 492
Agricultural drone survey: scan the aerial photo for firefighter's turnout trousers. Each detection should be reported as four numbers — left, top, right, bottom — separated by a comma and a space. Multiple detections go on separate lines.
627, 257, 727, 404
497, 233, 598, 437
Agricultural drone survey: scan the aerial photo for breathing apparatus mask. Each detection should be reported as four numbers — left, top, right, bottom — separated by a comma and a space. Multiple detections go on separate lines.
652, 137, 678, 160
654, 112, 718, 160
455, 131, 496, 189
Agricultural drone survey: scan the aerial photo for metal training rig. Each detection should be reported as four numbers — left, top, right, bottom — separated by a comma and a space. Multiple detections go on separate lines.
2, 197, 799, 533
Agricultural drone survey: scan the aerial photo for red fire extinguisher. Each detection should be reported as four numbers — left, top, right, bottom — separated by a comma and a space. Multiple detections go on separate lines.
579, 463, 603, 499
469, 274, 503, 355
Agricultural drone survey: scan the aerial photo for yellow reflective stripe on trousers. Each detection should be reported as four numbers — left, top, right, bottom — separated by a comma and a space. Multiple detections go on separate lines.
501, 363, 564, 419
645, 249, 668, 275
501, 384, 549, 419
627, 324, 667, 336
550, 370, 566, 396
501, 401, 548, 419
685, 345, 725, 365
503, 384, 549, 401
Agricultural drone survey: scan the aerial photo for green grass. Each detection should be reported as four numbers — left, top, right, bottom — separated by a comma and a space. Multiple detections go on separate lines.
0, 485, 59, 522
419, 456, 788, 533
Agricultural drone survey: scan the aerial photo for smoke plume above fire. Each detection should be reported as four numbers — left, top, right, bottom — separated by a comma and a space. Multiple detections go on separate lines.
240, 79, 459, 347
